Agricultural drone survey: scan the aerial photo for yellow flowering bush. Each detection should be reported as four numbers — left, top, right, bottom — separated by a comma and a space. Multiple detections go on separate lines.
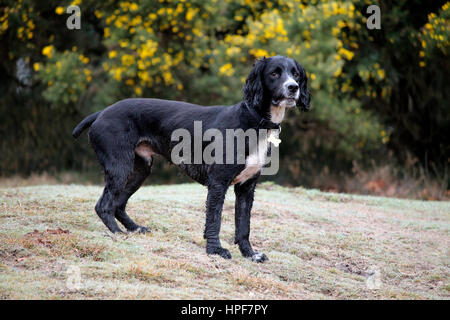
208, 1, 383, 160
0, 0, 447, 178
38, 49, 92, 104
419, 3, 450, 67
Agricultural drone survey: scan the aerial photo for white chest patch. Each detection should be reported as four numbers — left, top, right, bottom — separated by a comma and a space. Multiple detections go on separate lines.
232, 130, 280, 185
270, 104, 286, 124
233, 100, 292, 185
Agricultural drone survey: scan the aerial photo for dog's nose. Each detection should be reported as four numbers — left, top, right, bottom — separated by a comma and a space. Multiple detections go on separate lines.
288, 84, 299, 93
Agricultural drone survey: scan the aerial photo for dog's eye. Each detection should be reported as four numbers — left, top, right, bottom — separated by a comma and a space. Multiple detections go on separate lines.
293, 71, 300, 78
271, 71, 280, 78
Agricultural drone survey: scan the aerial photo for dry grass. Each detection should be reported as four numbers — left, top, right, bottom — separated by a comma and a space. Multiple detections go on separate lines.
343, 161, 449, 201
0, 183, 449, 299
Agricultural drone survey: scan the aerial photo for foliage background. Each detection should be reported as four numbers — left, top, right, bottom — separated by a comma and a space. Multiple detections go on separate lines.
0, 0, 448, 197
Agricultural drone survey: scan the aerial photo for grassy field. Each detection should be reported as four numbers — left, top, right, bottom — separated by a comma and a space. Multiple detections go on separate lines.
0, 183, 449, 299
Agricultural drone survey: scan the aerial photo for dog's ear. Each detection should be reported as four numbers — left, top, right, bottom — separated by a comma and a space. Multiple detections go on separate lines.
294, 60, 311, 112
243, 58, 267, 110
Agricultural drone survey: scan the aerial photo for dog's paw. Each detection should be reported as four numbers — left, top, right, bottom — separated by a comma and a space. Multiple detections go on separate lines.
207, 247, 232, 259
136, 226, 151, 234
127, 226, 151, 234
251, 252, 268, 263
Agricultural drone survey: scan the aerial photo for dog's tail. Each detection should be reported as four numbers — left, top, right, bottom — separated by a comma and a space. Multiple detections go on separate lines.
72, 111, 101, 139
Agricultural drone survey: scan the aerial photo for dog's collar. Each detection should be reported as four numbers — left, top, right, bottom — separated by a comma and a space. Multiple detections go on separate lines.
244, 102, 281, 131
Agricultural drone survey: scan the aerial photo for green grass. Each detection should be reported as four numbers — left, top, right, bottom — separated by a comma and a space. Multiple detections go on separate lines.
0, 182, 449, 299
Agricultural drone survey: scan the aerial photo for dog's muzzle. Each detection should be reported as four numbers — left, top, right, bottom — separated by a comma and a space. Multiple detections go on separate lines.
271, 79, 299, 107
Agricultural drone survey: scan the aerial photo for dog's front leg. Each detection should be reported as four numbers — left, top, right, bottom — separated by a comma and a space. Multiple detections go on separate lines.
234, 179, 268, 263
204, 182, 231, 259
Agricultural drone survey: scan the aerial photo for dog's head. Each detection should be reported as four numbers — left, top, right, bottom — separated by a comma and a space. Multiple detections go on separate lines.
243, 55, 310, 113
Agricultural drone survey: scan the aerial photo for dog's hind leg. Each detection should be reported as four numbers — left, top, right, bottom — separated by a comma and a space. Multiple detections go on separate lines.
95, 180, 126, 234
234, 177, 268, 262
115, 155, 152, 233
204, 180, 231, 259
94, 152, 135, 234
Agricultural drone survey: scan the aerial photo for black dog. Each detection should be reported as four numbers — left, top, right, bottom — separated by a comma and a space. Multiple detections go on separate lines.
72, 56, 310, 262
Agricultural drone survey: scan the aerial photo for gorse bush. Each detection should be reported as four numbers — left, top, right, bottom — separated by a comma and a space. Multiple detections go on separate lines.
0, 0, 448, 187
